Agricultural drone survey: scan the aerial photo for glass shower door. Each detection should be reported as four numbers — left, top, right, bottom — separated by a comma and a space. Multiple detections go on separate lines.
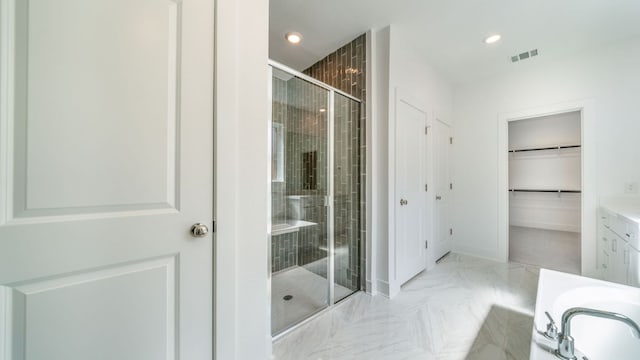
333, 93, 362, 302
270, 67, 330, 335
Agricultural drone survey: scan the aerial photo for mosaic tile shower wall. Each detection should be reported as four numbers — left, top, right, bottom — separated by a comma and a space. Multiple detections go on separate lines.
271, 231, 298, 273
304, 34, 366, 293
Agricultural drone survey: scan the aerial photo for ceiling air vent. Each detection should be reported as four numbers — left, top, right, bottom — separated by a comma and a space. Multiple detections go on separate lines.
511, 49, 539, 63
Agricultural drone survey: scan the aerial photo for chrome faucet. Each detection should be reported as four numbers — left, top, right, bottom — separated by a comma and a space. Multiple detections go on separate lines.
555, 307, 640, 360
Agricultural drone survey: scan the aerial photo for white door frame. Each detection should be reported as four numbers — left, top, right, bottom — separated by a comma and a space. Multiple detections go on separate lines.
497, 100, 597, 277
214, 0, 270, 358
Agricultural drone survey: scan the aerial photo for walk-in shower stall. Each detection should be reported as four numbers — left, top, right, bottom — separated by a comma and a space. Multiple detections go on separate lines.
268, 61, 362, 336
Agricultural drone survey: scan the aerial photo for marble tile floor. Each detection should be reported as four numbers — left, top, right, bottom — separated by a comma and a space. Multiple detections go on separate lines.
272, 253, 540, 360
509, 226, 581, 275
272, 265, 354, 335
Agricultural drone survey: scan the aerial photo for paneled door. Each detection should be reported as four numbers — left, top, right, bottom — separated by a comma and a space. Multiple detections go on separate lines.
394, 97, 427, 285
0, 0, 214, 359
434, 119, 452, 261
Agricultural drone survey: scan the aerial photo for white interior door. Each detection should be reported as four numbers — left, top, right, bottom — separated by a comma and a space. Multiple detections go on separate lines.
0, 0, 214, 359
395, 99, 426, 285
434, 119, 452, 261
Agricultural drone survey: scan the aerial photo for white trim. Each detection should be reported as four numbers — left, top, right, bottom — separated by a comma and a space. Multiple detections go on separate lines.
434, 114, 454, 128
0, 286, 10, 359
327, 89, 336, 305
0, 0, 15, 226
387, 87, 395, 297
214, 0, 270, 358
387, 88, 397, 297
425, 114, 435, 270
265, 64, 273, 355
375, 279, 390, 298
268, 60, 362, 103
365, 279, 374, 295
365, 29, 374, 295
497, 100, 597, 276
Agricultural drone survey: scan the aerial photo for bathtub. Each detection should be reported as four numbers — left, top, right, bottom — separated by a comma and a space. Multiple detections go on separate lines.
531, 269, 640, 359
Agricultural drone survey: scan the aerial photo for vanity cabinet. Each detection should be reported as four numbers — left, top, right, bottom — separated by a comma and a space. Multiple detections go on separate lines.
598, 205, 640, 287
630, 247, 640, 287
607, 228, 627, 283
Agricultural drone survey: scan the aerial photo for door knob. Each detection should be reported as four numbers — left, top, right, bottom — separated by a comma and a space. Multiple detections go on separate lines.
436, 195, 442, 200
190, 223, 209, 238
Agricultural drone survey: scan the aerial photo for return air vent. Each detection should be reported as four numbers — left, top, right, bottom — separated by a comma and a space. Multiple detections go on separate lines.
510, 49, 539, 63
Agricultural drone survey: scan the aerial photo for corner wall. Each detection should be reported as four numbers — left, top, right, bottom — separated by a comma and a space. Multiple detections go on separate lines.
215, 0, 270, 358
371, 24, 454, 297
452, 38, 640, 266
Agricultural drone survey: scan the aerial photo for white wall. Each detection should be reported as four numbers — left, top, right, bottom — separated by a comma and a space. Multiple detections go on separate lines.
371, 24, 453, 297
453, 38, 640, 263
216, 0, 270, 358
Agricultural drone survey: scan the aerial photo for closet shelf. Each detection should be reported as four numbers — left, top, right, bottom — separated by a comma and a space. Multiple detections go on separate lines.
509, 189, 581, 194
508, 144, 581, 153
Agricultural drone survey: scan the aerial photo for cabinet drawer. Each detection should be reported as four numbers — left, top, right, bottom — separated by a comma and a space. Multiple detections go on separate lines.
610, 214, 640, 250
599, 234, 610, 255
599, 247, 610, 279
625, 222, 639, 250
609, 214, 628, 239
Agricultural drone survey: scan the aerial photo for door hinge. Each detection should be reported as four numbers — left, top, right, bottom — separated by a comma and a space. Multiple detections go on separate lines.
449, 183, 453, 190
449, 228, 453, 236
425, 126, 428, 135
425, 240, 428, 249
212, 221, 216, 233
449, 137, 453, 145
425, 184, 428, 192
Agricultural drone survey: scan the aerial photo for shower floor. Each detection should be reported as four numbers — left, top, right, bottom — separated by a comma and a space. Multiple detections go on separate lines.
271, 264, 354, 335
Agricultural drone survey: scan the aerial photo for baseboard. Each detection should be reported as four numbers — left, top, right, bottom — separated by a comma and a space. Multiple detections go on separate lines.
365, 279, 375, 295
375, 279, 390, 298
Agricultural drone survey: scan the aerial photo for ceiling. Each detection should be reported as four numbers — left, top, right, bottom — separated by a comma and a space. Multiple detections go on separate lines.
269, 0, 640, 84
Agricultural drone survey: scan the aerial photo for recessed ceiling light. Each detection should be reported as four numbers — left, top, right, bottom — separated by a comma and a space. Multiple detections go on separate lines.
285, 32, 303, 44
484, 34, 502, 44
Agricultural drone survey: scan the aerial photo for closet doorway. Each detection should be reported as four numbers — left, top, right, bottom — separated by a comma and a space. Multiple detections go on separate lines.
507, 111, 582, 274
